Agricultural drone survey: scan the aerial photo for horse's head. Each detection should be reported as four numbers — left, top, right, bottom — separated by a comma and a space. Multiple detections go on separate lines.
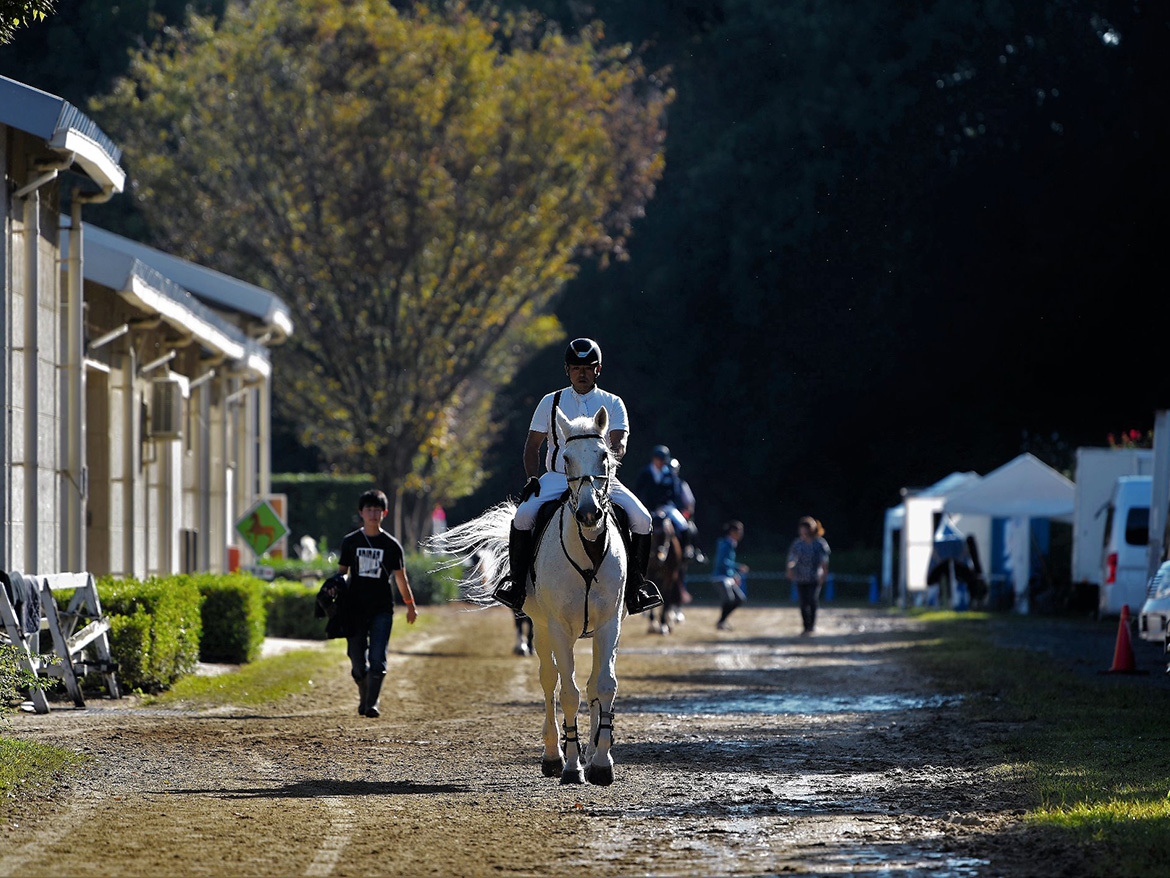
556, 406, 614, 529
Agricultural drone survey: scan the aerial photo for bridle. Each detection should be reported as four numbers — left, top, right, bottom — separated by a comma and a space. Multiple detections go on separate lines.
563, 432, 613, 519
557, 431, 615, 637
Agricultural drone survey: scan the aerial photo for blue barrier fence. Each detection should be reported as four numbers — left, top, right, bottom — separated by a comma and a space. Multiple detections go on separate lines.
682, 571, 881, 605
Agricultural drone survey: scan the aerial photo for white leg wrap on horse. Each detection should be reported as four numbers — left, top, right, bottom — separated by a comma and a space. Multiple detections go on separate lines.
454, 410, 628, 786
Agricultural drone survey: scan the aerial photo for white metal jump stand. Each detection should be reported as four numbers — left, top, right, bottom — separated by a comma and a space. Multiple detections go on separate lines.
1, 571, 120, 713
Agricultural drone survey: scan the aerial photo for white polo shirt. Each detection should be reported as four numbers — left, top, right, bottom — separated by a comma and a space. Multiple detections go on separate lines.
529, 385, 629, 474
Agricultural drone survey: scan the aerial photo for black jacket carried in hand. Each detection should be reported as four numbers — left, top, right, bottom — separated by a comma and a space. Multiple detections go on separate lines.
315, 573, 351, 639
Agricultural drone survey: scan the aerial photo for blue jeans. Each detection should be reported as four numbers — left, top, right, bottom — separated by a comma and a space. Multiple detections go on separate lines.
347, 611, 393, 680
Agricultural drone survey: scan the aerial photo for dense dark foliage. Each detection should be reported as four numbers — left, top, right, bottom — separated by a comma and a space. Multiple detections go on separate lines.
4, 0, 1165, 553
456, 0, 1170, 552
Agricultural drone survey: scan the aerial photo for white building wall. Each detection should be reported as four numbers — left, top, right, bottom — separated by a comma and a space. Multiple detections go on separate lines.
4, 190, 32, 573
37, 220, 63, 571
163, 435, 182, 575
0, 127, 9, 566
4, 109, 282, 581
131, 372, 148, 578
144, 434, 160, 576
106, 366, 129, 576
2, 179, 66, 575
207, 380, 228, 573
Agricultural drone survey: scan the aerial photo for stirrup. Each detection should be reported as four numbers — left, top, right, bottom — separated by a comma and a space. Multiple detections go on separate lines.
626, 580, 663, 615
493, 576, 526, 611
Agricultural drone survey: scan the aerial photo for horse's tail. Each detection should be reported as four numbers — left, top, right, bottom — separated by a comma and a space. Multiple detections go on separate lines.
421, 501, 515, 607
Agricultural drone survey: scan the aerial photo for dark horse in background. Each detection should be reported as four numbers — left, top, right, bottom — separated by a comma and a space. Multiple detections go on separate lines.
646, 509, 688, 634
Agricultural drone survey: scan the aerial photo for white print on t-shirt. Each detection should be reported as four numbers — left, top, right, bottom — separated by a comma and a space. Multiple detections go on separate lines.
356, 547, 384, 578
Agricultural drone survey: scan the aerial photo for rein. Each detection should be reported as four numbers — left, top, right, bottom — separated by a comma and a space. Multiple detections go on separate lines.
542, 426, 615, 638
557, 494, 614, 639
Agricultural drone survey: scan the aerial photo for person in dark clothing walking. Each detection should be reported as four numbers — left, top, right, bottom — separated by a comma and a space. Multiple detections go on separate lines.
714, 520, 749, 630
787, 516, 830, 635
336, 489, 417, 717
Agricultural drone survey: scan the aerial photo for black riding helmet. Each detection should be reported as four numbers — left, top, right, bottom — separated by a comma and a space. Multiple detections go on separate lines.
564, 337, 602, 368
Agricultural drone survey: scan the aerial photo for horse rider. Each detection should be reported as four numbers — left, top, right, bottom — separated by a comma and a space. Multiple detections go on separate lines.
633, 445, 698, 561
672, 457, 705, 563
492, 337, 663, 616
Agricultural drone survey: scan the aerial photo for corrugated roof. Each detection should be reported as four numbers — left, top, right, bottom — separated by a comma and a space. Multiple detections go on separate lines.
84, 225, 293, 342
0, 74, 125, 193
72, 224, 274, 379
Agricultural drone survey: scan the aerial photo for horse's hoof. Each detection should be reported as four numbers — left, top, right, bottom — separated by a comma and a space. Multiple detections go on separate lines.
585, 764, 614, 786
560, 768, 585, 785
541, 757, 564, 778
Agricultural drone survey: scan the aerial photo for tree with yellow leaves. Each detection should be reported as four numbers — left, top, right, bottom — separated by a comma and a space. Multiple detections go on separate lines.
94, 0, 669, 539
1, 0, 53, 44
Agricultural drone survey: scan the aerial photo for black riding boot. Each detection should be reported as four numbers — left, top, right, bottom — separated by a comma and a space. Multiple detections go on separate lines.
625, 532, 663, 615
356, 675, 368, 716
365, 673, 385, 718
493, 525, 533, 611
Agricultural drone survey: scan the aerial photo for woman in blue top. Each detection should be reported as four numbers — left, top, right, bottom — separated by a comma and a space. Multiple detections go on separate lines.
714, 520, 749, 630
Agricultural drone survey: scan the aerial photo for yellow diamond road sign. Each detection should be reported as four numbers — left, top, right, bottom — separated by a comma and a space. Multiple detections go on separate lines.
235, 499, 289, 558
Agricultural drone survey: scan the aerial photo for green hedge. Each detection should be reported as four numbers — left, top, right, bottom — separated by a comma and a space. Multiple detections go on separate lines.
95, 576, 203, 692
405, 553, 461, 605
270, 473, 375, 551
62, 558, 455, 695
189, 574, 267, 664
265, 579, 327, 639
263, 557, 458, 641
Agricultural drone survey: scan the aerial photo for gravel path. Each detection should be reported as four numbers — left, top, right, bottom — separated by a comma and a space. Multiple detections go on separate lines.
0, 603, 1138, 877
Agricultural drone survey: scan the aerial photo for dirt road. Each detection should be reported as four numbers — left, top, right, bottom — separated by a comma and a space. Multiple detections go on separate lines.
2, 605, 1046, 877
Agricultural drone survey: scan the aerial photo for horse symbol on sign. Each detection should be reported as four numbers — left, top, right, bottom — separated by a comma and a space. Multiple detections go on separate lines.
235, 500, 288, 557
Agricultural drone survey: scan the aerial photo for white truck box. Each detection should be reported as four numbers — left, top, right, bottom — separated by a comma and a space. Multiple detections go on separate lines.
1072, 446, 1153, 586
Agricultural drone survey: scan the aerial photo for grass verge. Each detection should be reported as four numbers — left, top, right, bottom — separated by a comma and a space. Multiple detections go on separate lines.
904, 610, 1170, 875
150, 609, 435, 708
0, 737, 89, 809
147, 641, 348, 708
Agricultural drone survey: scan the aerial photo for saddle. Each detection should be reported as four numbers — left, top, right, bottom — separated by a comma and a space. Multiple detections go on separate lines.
529, 492, 631, 575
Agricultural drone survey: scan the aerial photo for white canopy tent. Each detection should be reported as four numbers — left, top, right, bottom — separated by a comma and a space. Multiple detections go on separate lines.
943, 453, 1075, 612
882, 471, 982, 606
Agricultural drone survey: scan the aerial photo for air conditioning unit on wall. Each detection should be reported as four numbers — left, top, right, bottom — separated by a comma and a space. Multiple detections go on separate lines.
149, 375, 188, 440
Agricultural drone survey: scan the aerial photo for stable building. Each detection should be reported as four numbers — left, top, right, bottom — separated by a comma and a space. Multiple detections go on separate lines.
2, 74, 292, 578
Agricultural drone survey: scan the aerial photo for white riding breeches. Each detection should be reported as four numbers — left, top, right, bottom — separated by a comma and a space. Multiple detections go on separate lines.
514, 471, 652, 534
658, 503, 689, 535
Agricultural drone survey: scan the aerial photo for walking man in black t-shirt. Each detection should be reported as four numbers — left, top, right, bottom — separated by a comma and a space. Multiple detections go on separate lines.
337, 489, 417, 717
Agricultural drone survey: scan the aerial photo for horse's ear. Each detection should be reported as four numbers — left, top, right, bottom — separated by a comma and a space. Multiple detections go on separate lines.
594, 406, 609, 435
555, 407, 572, 445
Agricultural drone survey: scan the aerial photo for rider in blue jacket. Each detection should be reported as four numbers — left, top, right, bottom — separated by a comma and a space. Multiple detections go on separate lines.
633, 446, 698, 560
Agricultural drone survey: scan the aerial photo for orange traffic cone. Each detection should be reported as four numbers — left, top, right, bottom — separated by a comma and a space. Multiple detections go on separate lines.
1103, 604, 1146, 674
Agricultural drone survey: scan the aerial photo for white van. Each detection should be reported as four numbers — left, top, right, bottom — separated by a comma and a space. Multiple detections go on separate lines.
1099, 475, 1151, 616
1137, 560, 1170, 645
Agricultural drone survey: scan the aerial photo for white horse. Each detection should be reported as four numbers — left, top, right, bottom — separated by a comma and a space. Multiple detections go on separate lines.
428, 407, 626, 785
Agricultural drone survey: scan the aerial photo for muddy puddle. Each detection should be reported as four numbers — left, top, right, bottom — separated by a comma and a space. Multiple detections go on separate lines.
630, 691, 963, 715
